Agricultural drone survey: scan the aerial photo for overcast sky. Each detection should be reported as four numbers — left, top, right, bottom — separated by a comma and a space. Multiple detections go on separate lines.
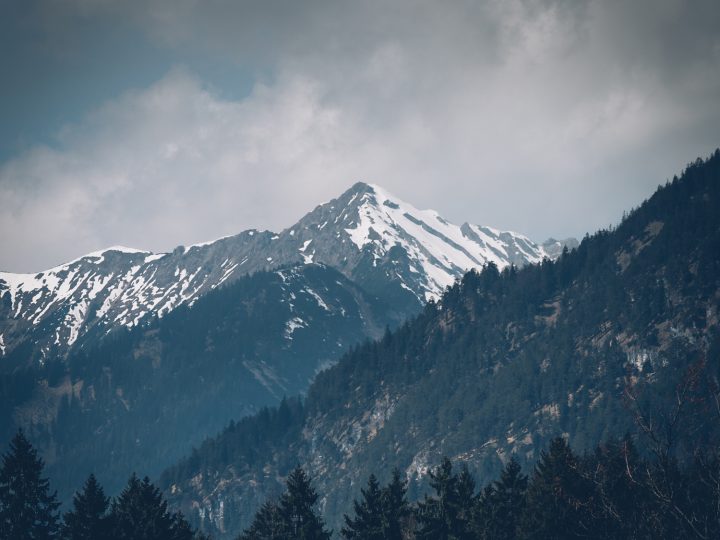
1, 0, 719, 272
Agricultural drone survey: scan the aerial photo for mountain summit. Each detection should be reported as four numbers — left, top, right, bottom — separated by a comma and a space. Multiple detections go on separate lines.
0, 183, 570, 360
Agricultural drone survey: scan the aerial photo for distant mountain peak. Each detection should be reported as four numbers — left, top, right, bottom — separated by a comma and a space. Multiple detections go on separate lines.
294, 181, 559, 302
0, 182, 573, 359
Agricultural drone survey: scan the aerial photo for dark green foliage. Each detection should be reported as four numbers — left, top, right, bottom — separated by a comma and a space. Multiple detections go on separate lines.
381, 469, 411, 540
62, 474, 112, 540
162, 396, 306, 501
0, 429, 60, 539
112, 474, 173, 540
416, 458, 475, 540
342, 474, 384, 539
582, 437, 650, 539
519, 437, 591, 539
172, 512, 209, 540
238, 435, 720, 539
238, 500, 286, 540
478, 457, 527, 540
239, 467, 331, 540
278, 467, 332, 540
112, 473, 201, 540
342, 470, 413, 540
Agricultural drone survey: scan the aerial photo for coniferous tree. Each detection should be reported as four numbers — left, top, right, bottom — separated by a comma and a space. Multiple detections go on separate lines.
112, 474, 175, 540
519, 438, 590, 540
62, 473, 112, 540
472, 484, 495, 540
455, 465, 476, 538
584, 437, 650, 539
172, 512, 209, 540
238, 500, 286, 540
380, 469, 411, 540
277, 467, 331, 540
416, 457, 473, 540
341, 474, 384, 539
484, 458, 527, 540
0, 429, 60, 539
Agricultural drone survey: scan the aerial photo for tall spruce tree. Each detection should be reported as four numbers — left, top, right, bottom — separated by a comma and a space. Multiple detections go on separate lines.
0, 429, 60, 539
171, 512, 208, 540
381, 469, 411, 540
485, 457, 527, 540
584, 437, 650, 539
112, 474, 175, 540
341, 474, 384, 539
519, 437, 590, 540
472, 484, 495, 539
62, 473, 112, 540
277, 467, 331, 540
455, 465, 476, 538
238, 500, 287, 540
416, 457, 474, 540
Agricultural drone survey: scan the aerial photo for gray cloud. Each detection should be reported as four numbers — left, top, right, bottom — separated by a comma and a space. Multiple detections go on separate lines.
1, 0, 719, 271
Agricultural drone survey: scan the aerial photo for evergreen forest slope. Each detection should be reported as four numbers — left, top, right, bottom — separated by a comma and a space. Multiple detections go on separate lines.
161, 152, 720, 538
1, 264, 402, 501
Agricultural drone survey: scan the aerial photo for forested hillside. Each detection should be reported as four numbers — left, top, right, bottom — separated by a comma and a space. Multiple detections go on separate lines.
161, 152, 720, 538
0, 263, 402, 501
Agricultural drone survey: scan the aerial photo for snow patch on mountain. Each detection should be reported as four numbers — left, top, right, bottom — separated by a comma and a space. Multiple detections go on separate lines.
340, 183, 554, 300
0, 182, 574, 358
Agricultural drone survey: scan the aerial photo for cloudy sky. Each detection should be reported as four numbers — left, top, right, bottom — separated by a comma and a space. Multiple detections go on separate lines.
2, 0, 719, 272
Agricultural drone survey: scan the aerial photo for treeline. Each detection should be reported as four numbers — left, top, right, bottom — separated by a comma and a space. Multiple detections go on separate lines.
241, 436, 720, 540
0, 430, 207, 539
7, 425, 719, 540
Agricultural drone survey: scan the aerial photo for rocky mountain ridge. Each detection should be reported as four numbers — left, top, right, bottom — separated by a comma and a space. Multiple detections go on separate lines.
0, 182, 572, 361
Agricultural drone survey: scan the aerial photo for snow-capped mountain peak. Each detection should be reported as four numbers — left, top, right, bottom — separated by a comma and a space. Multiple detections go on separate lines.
0, 182, 573, 359
292, 181, 555, 301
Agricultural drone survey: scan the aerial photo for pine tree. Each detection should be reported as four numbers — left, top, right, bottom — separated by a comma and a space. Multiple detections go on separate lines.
585, 437, 648, 538
341, 474, 384, 539
416, 457, 474, 540
455, 465, 476, 538
471, 484, 495, 539
277, 467, 331, 540
519, 438, 589, 540
172, 512, 209, 540
485, 457, 527, 540
0, 429, 61, 539
62, 473, 112, 540
238, 500, 287, 540
112, 474, 175, 540
380, 469, 411, 540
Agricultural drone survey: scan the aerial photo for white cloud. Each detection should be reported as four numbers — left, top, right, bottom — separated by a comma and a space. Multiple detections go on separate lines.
1, 0, 719, 271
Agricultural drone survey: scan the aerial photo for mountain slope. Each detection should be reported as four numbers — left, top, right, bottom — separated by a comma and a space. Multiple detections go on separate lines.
160, 152, 720, 538
2, 263, 401, 501
0, 183, 569, 361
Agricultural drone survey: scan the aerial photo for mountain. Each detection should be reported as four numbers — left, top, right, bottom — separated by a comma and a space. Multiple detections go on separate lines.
2, 263, 401, 502
0, 181, 575, 507
160, 153, 720, 538
0, 183, 569, 362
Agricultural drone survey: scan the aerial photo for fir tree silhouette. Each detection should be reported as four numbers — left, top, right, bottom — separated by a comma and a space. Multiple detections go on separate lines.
0, 429, 61, 539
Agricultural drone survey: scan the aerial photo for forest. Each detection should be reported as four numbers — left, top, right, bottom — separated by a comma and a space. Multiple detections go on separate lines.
2, 426, 719, 539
